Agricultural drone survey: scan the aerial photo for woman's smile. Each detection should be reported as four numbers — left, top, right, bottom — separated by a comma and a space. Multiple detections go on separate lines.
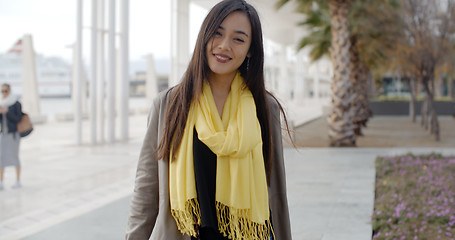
214, 53, 231, 63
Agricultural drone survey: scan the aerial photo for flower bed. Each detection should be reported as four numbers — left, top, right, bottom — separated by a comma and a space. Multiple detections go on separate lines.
372, 153, 455, 240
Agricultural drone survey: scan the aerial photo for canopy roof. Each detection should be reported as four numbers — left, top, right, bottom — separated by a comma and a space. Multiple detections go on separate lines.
192, 0, 306, 45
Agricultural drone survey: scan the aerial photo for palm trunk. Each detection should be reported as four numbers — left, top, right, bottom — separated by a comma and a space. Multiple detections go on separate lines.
349, 36, 362, 136
354, 63, 373, 130
360, 64, 372, 124
327, 0, 356, 147
369, 70, 377, 96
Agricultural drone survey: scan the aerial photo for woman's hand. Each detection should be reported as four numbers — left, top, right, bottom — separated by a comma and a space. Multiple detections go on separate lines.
0, 106, 8, 114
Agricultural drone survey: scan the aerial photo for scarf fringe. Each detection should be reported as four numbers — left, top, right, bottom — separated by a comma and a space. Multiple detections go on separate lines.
216, 201, 274, 240
170, 198, 201, 237
172, 199, 275, 240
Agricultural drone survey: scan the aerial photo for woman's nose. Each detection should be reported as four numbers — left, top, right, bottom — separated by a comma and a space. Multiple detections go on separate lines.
217, 37, 231, 50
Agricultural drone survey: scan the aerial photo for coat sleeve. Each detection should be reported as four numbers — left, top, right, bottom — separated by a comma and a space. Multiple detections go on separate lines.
126, 95, 162, 239
267, 96, 293, 240
6, 102, 22, 124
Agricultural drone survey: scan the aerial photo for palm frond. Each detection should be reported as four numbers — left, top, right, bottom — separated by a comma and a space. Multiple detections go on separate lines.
298, 25, 331, 61
275, 0, 291, 9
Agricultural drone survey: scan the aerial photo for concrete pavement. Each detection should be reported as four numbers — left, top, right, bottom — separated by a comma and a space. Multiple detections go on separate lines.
0, 114, 147, 239
1, 112, 454, 240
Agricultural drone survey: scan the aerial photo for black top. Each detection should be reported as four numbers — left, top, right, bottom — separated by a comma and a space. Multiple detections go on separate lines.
193, 129, 218, 229
0, 101, 22, 133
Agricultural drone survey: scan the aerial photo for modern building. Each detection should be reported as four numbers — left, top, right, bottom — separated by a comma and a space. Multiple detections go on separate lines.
381, 75, 454, 99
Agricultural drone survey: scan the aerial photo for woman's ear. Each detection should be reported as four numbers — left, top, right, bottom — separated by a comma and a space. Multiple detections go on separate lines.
247, 52, 252, 58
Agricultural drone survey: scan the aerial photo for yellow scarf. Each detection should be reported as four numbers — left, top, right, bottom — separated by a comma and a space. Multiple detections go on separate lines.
169, 72, 272, 239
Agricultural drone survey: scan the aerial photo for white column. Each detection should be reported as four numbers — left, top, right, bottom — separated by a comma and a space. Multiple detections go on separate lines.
314, 73, 320, 100
72, 44, 80, 142
264, 63, 272, 90
301, 50, 312, 100
90, 0, 98, 144
267, 43, 278, 94
294, 53, 304, 103
21, 35, 41, 117
72, 46, 89, 128
75, 0, 83, 145
119, 0, 129, 141
146, 54, 158, 106
272, 66, 279, 94
107, 0, 116, 143
116, 48, 121, 135
81, 64, 89, 117
97, 0, 105, 143
279, 45, 288, 100
300, 54, 307, 100
170, 0, 190, 87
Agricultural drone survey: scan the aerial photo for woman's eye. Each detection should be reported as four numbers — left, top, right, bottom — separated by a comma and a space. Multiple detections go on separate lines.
215, 31, 222, 36
234, 38, 245, 43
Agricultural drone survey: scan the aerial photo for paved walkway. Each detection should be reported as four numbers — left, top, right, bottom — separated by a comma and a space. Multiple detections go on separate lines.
294, 116, 455, 148
1, 111, 454, 239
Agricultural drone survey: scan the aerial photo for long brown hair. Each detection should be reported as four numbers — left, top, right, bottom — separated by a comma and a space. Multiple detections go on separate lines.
156, 0, 289, 184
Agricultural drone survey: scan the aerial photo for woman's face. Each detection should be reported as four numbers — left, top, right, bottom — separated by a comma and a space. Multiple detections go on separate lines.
206, 11, 252, 80
1, 86, 10, 99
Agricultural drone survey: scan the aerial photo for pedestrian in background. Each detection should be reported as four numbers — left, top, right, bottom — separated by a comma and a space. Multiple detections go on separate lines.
126, 0, 292, 239
0, 83, 23, 190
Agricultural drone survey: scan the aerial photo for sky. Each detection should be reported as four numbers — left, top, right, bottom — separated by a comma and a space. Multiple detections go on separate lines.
0, 0, 208, 62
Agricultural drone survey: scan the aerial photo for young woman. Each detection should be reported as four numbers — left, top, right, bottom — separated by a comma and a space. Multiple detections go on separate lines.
126, 1, 292, 239
0, 83, 23, 190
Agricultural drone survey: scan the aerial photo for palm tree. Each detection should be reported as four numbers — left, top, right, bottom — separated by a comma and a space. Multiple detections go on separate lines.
348, 0, 402, 134
326, 1, 356, 146
277, 0, 356, 146
277, 0, 401, 144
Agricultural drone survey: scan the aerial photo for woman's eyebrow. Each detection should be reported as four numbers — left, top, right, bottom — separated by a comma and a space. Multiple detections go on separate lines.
235, 30, 249, 37
218, 25, 249, 37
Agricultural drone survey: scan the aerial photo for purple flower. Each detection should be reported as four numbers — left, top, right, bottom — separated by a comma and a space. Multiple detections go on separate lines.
373, 231, 381, 239
373, 154, 455, 239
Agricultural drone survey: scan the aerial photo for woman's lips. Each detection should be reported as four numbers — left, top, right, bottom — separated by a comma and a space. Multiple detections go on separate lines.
214, 53, 231, 63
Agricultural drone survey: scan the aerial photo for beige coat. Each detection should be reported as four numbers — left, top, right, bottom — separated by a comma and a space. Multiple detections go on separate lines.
126, 90, 292, 240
